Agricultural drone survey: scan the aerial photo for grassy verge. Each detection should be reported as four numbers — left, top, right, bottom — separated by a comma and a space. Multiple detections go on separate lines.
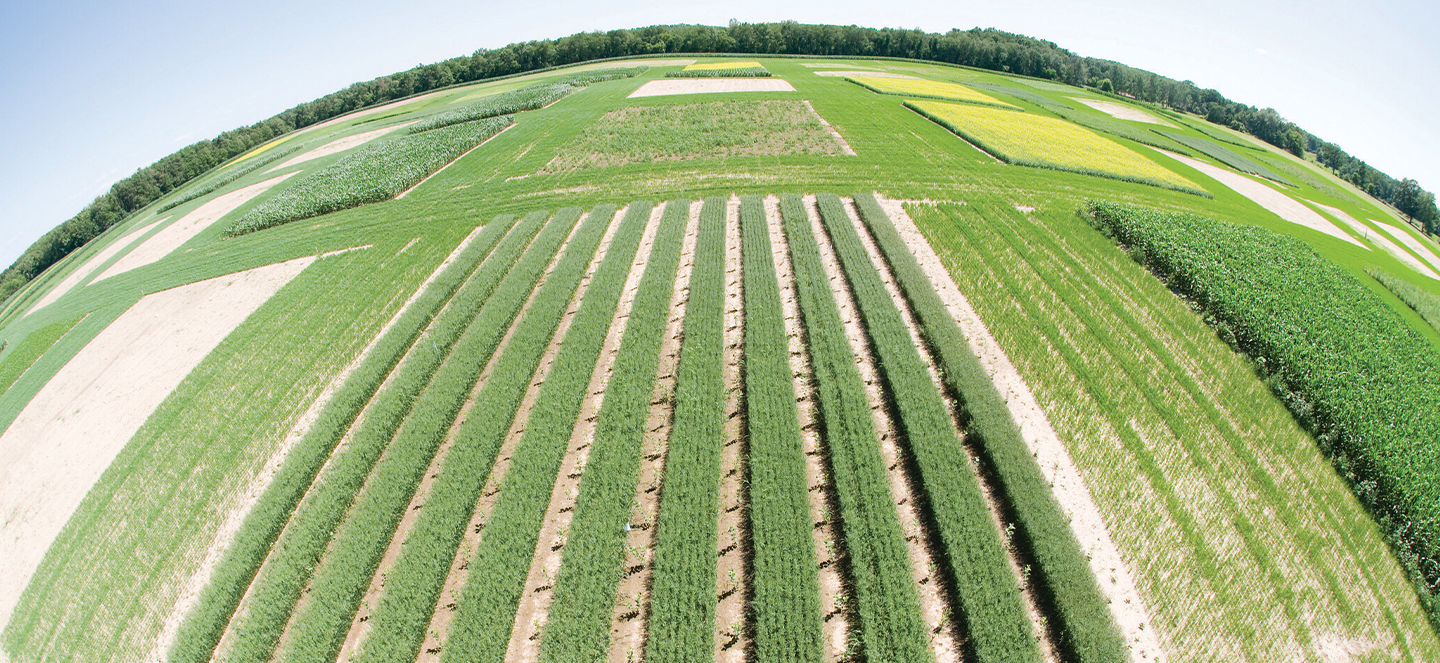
0, 316, 80, 396
1369, 268, 1440, 332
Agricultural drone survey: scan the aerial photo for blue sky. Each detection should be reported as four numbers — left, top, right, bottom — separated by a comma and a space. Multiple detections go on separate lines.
0, 0, 1435, 268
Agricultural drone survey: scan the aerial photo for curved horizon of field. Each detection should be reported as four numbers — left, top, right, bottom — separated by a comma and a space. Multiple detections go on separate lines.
1, 50, 1438, 663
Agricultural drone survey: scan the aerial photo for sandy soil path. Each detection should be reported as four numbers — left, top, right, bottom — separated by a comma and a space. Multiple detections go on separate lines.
628, 79, 796, 98
266, 121, 418, 173
813, 71, 917, 79
1071, 98, 1171, 125
1308, 201, 1439, 279
27, 216, 168, 314
0, 255, 316, 629
1371, 217, 1440, 274
1163, 152, 1364, 249
878, 196, 1166, 662
94, 172, 299, 283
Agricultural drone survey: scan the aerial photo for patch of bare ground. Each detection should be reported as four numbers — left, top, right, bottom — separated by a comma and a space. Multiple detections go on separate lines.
837, 198, 1061, 661
503, 203, 669, 663
607, 201, 701, 663
763, 194, 850, 661
876, 195, 1165, 661
627, 78, 796, 98
146, 236, 454, 662
267, 121, 419, 173
27, 215, 169, 314
801, 195, 960, 663
813, 71, 918, 79
714, 197, 750, 661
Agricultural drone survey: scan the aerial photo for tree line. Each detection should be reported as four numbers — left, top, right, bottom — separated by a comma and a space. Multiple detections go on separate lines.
6, 21, 1435, 302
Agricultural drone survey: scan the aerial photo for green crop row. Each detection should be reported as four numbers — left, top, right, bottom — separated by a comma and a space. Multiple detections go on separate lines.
739, 193, 824, 663
433, 204, 623, 663
0, 316, 79, 397
407, 84, 569, 134
1369, 268, 1440, 332
166, 213, 526, 662
353, 202, 637, 663
214, 209, 562, 663
553, 66, 649, 86
778, 193, 932, 662
1152, 130, 1295, 186
1088, 200, 1440, 628
851, 193, 1128, 662
645, 197, 728, 663
665, 67, 772, 78
156, 145, 304, 214
539, 201, 690, 663
815, 193, 1039, 662
225, 116, 513, 237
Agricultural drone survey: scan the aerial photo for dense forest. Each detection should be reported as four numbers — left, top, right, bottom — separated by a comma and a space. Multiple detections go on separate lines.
5, 21, 1436, 302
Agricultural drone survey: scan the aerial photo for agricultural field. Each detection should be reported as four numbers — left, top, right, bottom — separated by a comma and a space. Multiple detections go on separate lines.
2, 54, 1439, 663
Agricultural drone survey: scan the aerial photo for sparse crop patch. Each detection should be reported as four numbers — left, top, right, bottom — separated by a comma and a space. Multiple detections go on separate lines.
540, 101, 845, 173
1153, 130, 1295, 186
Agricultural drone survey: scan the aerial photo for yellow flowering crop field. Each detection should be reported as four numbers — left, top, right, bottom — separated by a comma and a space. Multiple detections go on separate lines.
848, 76, 1018, 109
908, 99, 1205, 195
683, 61, 765, 71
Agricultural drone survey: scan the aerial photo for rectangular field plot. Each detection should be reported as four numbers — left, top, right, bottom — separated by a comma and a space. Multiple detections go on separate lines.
683, 61, 763, 71
908, 100, 1205, 194
540, 101, 848, 172
848, 75, 1018, 109
628, 79, 795, 98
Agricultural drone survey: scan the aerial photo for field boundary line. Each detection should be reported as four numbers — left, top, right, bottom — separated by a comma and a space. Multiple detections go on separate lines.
877, 195, 1163, 660
395, 124, 516, 199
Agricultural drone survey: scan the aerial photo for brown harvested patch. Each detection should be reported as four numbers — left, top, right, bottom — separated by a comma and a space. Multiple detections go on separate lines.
762, 194, 850, 660
607, 201, 702, 662
28, 216, 169, 314
504, 203, 669, 663
813, 71, 918, 79
266, 121, 419, 173
877, 196, 1165, 660
801, 195, 960, 663
627, 79, 796, 98
541, 101, 846, 174
713, 197, 750, 661
0, 255, 315, 630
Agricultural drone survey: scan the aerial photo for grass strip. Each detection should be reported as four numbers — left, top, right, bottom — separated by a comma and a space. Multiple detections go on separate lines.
261, 208, 580, 663
1369, 268, 1440, 332
1088, 200, 1440, 630
226, 116, 513, 237
156, 145, 305, 214
355, 201, 642, 663
0, 317, 80, 396
817, 193, 1039, 662
538, 201, 690, 663
432, 203, 632, 663
166, 212, 527, 662
645, 197, 728, 662
779, 193, 932, 662
740, 193, 824, 663
1152, 130, 1294, 186
853, 193, 1129, 661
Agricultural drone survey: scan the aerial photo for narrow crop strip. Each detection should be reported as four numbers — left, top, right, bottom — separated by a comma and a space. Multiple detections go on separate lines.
1089, 200, 1440, 630
740, 194, 824, 663
0, 316, 81, 397
225, 116, 513, 237
273, 207, 590, 663
539, 201, 690, 663
166, 213, 524, 663
779, 193, 932, 662
156, 145, 306, 214
433, 203, 629, 663
1152, 130, 1295, 186
815, 194, 1039, 662
1368, 268, 1440, 332
852, 193, 1128, 662
666, 68, 772, 78
354, 202, 639, 663
645, 197, 728, 663
407, 68, 644, 135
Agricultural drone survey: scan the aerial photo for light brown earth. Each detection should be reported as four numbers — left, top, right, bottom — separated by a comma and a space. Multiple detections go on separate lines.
266, 121, 418, 173
1162, 152, 1365, 250
879, 196, 1167, 661
628, 79, 797, 98
1371, 215, 1440, 274
713, 197, 749, 662
94, 172, 300, 282
1071, 98, 1172, 125
1308, 201, 1439, 279
0, 255, 316, 629
813, 71, 918, 79
27, 216, 168, 314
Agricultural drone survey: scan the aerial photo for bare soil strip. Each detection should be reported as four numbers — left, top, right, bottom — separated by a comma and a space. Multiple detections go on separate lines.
714, 197, 750, 661
28, 216, 169, 314
503, 203, 670, 663
762, 194, 851, 661
94, 172, 300, 282
877, 196, 1165, 661
396, 124, 516, 199
0, 256, 316, 629
1162, 152, 1365, 249
267, 121, 419, 173
1309, 201, 1440, 279
802, 195, 959, 663
813, 71, 918, 79
607, 202, 701, 663
628, 79, 797, 98
1373, 217, 1440, 273
1070, 98, 1171, 125
802, 100, 858, 156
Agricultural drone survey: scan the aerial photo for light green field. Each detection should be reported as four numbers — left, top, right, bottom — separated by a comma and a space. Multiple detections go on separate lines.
2, 55, 1437, 663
